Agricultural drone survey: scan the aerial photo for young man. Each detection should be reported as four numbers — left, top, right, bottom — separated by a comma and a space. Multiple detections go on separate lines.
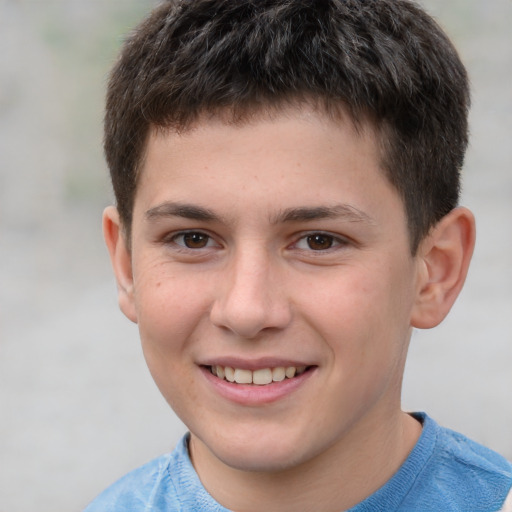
85, 0, 512, 510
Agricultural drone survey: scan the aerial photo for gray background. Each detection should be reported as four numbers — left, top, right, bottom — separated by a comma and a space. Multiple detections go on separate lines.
0, 0, 510, 510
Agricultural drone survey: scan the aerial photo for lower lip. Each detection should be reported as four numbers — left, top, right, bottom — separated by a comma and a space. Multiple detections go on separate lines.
200, 366, 316, 406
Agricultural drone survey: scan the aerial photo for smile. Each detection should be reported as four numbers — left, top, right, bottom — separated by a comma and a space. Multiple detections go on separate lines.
209, 365, 308, 385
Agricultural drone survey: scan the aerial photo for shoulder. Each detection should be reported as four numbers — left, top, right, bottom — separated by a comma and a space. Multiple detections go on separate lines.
436, 422, 512, 477
83, 448, 179, 511
349, 413, 512, 512
402, 414, 512, 511
83, 435, 231, 512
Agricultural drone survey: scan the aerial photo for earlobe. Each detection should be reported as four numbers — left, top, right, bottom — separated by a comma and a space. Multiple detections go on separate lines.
103, 206, 138, 323
411, 207, 476, 329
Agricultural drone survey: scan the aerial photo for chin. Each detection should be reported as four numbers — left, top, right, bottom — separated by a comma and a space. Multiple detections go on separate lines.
220, 449, 302, 473
204, 430, 312, 473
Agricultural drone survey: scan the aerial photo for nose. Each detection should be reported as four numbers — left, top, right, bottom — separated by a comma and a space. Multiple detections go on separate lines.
209, 247, 292, 339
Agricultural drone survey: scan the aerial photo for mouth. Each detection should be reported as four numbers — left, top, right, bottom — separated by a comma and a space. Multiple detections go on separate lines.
206, 365, 312, 385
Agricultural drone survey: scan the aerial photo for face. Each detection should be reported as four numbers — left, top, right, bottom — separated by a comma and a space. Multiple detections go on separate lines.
114, 108, 423, 474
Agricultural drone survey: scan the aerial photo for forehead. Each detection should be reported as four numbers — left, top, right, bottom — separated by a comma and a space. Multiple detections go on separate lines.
141, 103, 380, 178
134, 107, 404, 229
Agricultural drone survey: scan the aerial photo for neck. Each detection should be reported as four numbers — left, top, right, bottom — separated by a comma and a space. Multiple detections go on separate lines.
189, 410, 422, 512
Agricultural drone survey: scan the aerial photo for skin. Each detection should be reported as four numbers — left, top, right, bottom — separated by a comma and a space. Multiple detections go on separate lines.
104, 106, 475, 511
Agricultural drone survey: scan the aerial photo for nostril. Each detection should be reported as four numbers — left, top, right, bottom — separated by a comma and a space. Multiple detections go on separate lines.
210, 296, 292, 339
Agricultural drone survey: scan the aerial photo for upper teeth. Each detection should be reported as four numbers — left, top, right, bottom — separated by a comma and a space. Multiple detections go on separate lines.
211, 365, 307, 385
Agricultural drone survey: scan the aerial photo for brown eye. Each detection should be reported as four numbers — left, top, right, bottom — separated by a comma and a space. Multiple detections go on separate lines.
306, 234, 334, 250
176, 232, 211, 249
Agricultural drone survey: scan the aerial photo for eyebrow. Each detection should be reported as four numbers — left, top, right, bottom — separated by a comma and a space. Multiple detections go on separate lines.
272, 204, 375, 225
145, 201, 375, 225
145, 202, 220, 222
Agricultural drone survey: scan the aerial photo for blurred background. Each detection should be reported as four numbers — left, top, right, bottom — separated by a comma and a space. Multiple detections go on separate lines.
0, 0, 510, 510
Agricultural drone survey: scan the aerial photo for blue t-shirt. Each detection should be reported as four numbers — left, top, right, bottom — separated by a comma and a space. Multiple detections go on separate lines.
84, 413, 512, 511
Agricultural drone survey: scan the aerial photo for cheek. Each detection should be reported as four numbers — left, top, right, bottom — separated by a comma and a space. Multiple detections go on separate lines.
298, 268, 385, 328
297, 262, 414, 361
133, 273, 209, 413
135, 259, 203, 327
132, 263, 212, 369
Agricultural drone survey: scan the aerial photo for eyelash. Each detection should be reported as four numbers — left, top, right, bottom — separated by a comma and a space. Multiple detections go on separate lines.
168, 231, 219, 250
293, 232, 348, 252
166, 230, 349, 253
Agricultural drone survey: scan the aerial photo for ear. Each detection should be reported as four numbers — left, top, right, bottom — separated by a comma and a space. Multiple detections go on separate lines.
411, 207, 476, 329
103, 206, 138, 323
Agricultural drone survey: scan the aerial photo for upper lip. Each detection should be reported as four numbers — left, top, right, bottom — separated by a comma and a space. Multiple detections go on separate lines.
199, 356, 314, 370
